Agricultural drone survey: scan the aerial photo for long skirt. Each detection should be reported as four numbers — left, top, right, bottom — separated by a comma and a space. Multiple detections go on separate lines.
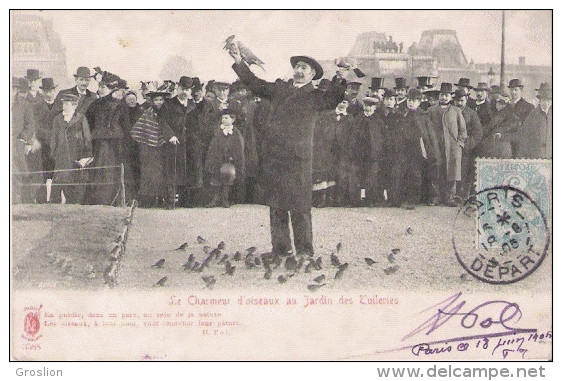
139, 144, 165, 198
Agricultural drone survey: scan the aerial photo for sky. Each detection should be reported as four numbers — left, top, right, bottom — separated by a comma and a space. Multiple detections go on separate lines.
11, 10, 552, 86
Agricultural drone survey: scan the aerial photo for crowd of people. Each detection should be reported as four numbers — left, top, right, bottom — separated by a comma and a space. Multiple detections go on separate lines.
12, 64, 552, 210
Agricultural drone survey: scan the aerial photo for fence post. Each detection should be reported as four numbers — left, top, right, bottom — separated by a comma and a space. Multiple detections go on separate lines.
120, 163, 126, 207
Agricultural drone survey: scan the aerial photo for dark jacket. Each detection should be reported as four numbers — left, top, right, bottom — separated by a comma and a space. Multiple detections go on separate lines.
518, 106, 552, 159
51, 86, 97, 117
233, 62, 346, 212
473, 100, 493, 127
204, 126, 245, 185
478, 107, 519, 159
460, 106, 484, 152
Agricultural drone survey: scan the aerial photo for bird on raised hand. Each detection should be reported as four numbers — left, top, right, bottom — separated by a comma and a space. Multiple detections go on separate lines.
154, 276, 168, 287
331, 253, 341, 267
307, 284, 326, 292
224, 35, 265, 71
277, 275, 287, 284
217, 241, 226, 250
197, 236, 208, 244
175, 242, 189, 251
365, 257, 377, 266
233, 251, 242, 261
264, 268, 272, 280
313, 274, 326, 283
383, 265, 399, 275
151, 259, 165, 268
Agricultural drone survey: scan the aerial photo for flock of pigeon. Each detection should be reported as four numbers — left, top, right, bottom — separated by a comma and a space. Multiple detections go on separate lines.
149, 234, 405, 291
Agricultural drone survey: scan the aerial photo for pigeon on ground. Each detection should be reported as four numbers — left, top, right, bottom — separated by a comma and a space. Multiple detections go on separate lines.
219, 254, 229, 265
210, 248, 221, 259
264, 268, 272, 280
313, 257, 323, 271
406, 227, 414, 235
246, 246, 257, 255
334, 269, 345, 279
339, 263, 349, 271
285, 256, 298, 272
197, 236, 208, 244
313, 274, 326, 283
233, 251, 242, 261
202, 275, 216, 288
307, 284, 326, 292
365, 258, 377, 266
336, 241, 343, 253
202, 245, 212, 254
295, 257, 304, 273
223, 262, 236, 276
245, 256, 256, 269
254, 257, 261, 266
175, 242, 189, 251
383, 265, 399, 275
304, 261, 313, 273
277, 275, 287, 284
331, 253, 341, 267
217, 241, 226, 250
460, 273, 469, 282
151, 259, 165, 268
182, 254, 195, 270
154, 276, 168, 287
190, 261, 201, 273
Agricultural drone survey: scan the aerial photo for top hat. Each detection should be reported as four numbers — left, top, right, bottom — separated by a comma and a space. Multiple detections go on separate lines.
61, 93, 80, 103
25, 69, 41, 82
438, 82, 455, 94
407, 88, 423, 100
507, 79, 524, 89
369, 77, 384, 90
473, 82, 490, 91
424, 89, 440, 98
382, 88, 397, 98
455, 78, 473, 89
39, 78, 57, 90
416, 76, 434, 89
393, 77, 408, 90
290, 55, 324, 80
74, 67, 92, 78
535, 82, 552, 99
452, 89, 468, 99
178, 76, 194, 89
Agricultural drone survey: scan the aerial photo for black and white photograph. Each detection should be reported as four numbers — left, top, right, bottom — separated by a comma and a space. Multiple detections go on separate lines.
9, 9, 552, 363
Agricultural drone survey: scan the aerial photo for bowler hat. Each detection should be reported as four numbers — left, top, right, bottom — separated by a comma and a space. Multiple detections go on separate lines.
192, 77, 203, 90
25, 69, 41, 82
317, 78, 331, 91
535, 82, 552, 99
290, 55, 324, 80
438, 82, 455, 94
74, 67, 92, 78
393, 77, 408, 90
369, 77, 384, 90
407, 88, 423, 100
382, 88, 397, 98
507, 79, 524, 89
61, 93, 80, 103
455, 78, 473, 89
178, 76, 194, 89
473, 82, 490, 91
39, 77, 57, 90
452, 89, 468, 99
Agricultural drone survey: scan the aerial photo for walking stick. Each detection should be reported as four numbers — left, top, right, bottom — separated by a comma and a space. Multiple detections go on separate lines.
173, 143, 178, 210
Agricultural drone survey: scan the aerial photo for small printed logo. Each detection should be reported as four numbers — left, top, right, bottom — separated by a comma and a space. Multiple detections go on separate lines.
21, 304, 43, 341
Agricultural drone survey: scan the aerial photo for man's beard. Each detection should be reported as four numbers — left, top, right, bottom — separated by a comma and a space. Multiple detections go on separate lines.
439, 100, 449, 105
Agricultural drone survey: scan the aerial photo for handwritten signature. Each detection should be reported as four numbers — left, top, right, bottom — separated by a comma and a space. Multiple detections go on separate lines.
403, 292, 539, 358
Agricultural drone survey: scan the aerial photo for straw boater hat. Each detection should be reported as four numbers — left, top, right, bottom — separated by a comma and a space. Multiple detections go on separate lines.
290, 55, 324, 80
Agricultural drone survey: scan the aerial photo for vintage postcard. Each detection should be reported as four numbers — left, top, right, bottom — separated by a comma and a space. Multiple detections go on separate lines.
10, 10, 552, 362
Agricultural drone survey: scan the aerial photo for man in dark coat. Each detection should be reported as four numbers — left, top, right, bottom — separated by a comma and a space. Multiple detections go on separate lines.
394, 78, 409, 115
453, 90, 484, 199
472, 82, 493, 127
344, 81, 363, 117
51, 67, 98, 117
162, 76, 196, 208
84, 72, 124, 205
507, 79, 535, 158
378, 88, 401, 206
331, 101, 358, 206
229, 45, 347, 257
25, 69, 44, 105
455, 78, 477, 109
33, 78, 58, 203
518, 83, 552, 159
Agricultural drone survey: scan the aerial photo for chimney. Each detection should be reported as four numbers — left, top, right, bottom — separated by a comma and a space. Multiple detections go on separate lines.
519, 56, 526, 66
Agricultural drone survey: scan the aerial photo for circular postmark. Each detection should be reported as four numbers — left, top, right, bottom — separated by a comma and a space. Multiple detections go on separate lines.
453, 185, 550, 284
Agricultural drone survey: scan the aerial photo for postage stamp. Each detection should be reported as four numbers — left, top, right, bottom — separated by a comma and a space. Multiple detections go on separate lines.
9, 10, 552, 364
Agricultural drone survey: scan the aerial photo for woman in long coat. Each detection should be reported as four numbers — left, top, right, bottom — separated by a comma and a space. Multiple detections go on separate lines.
130, 89, 178, 208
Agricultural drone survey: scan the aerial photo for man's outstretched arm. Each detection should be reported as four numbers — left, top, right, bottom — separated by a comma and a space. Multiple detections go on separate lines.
229, 43, 276, 99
